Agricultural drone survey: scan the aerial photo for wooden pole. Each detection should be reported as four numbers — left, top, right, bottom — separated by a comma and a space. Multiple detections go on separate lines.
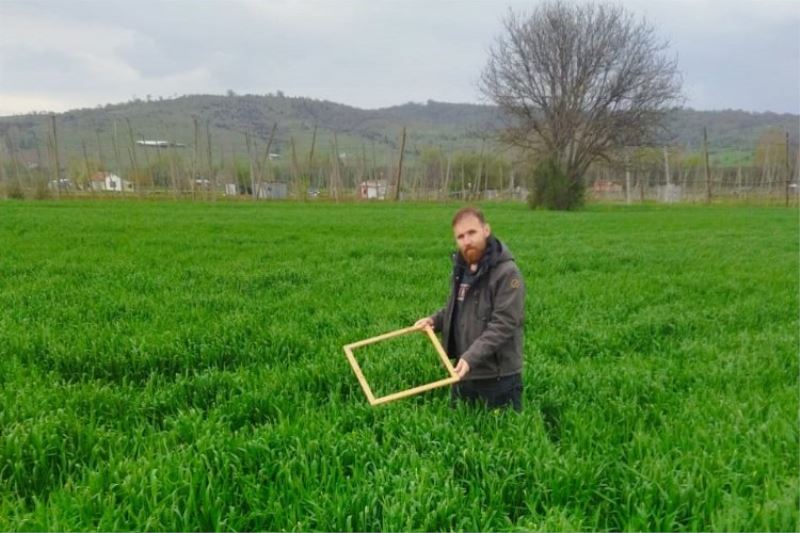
258, 122, 278, 177
111, 121, 123, 196
638, 167, 645, 203
360, 144, 368, 198
476, 140, 485, 199
442, 153, 452, 201
796, 135, 800, 204
94, 127, 105, 171
394, 126, 406, 201
371, 140, 377, 182
785, 131, 791, 207
256, 122, 278, 197
625, 150, 631, 205
461, 159, 466, 201
81, 139, 92, 194
30, 131, 41, 192
332, 133, 341, 201
0, 142, 7, 192
245, 131, 255, 200
308, 125, 317, 193
206, 119, 214, 201
169, 139, 179, 199
125, 117, 140, 196
290, 136, 303, 200
703, 127, 711, 203
7, 129, 22, 194
49, 114, 61, 198
509, 165, 515, 200
192, 117, 199, 200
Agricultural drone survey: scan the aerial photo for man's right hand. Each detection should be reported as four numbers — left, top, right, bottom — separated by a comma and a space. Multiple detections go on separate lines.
414, 317, 434, 330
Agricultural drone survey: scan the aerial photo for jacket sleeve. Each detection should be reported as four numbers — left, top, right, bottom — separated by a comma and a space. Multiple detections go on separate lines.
460, 265, 524, 369
431, 306, 446, 333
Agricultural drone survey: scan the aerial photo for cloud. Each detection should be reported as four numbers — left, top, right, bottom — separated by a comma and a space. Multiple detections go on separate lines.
0, 0, 797, 114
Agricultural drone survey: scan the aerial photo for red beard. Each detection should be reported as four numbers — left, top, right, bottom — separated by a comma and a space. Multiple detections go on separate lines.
462, 245, 484, 264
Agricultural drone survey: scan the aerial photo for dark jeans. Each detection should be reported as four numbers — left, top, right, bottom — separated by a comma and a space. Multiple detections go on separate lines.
451, 373, 523, 412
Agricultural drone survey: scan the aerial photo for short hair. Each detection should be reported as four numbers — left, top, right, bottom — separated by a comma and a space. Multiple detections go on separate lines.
452, 206, 486, 227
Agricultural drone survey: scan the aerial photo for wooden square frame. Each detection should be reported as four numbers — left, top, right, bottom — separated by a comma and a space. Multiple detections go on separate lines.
343, 325, 460, 406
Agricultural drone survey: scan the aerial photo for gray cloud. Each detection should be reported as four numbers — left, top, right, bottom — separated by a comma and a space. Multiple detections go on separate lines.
0, 0, 797, 115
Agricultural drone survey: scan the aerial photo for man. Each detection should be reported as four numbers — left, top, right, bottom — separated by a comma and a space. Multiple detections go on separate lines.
414, 206, 525, 411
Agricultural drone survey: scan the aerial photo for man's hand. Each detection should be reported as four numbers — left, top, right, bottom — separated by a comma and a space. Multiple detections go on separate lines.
414, 317, 434, 330
454, 358, 470, 379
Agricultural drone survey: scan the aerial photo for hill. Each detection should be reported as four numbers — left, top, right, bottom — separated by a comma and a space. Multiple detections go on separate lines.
0, 93, 796, 170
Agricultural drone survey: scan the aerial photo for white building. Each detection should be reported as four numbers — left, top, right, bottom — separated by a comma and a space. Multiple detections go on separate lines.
359, 180, 388, 200
90, 172, 134, 192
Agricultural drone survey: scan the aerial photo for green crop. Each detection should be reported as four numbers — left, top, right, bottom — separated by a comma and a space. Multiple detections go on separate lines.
0, 200, 797, 531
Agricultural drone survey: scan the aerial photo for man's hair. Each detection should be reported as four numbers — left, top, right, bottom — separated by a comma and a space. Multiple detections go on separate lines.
452, 206, 487, 227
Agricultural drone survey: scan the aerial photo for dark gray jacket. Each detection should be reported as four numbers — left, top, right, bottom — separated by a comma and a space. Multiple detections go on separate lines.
431, 236, 525, 380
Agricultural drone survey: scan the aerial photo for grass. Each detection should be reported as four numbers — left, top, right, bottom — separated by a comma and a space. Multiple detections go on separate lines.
0, 199, 797, 531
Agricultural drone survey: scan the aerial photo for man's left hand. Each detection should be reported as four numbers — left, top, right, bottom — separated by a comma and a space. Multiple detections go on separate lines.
454, 359, 470, 379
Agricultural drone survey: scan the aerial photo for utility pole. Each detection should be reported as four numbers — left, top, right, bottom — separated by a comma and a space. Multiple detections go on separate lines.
258, 122, 279, 183
94, 127, 105, 171
245, 131, 255, 200
81, 139, 92, 194
785, 131, 791, 207
290, 137, 303, 200
394, 126, 406, 201
7, 129, 22, 194
331, 133, 341, 202
703, 126, 711, 203
307, 125, 317, 194
206, 119, 213, 200
192, 117, 199, 200
625, 150, 632, 205
111, 120, 124, 196
442, 153, 452, 201
49, 114, 61, 198
124, 118, 142, 196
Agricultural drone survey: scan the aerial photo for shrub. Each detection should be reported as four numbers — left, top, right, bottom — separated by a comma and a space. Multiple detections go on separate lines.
528, 158, 585, 210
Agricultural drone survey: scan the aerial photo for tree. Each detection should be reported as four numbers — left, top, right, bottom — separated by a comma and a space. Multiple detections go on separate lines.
480, 1, 682, 209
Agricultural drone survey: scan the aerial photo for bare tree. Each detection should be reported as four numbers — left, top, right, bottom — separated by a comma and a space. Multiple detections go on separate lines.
480, 1, 682, 209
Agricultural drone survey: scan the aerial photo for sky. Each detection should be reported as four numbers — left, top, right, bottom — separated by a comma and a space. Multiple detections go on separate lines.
0, 0, 798, 116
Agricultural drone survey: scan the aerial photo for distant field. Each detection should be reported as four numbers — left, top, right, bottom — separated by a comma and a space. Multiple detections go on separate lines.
0, 200, 797, 531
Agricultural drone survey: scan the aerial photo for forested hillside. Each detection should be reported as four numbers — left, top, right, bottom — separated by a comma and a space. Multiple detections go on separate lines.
0, 93, 796, 167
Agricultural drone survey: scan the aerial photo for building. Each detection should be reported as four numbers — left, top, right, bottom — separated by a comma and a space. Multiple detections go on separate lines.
90, 172, 134, 192
359, 180, 388, 200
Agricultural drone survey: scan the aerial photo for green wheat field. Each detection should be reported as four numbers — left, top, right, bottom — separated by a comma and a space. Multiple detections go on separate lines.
0, 200, 797, 531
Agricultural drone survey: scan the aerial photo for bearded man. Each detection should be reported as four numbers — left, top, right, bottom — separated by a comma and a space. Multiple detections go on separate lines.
414, 206, 525, 411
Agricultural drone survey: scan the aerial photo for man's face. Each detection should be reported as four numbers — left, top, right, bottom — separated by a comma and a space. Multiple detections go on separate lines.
453, 215, 491, 265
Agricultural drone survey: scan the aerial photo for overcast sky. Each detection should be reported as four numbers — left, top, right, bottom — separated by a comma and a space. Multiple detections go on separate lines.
0, 0, 798, 116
